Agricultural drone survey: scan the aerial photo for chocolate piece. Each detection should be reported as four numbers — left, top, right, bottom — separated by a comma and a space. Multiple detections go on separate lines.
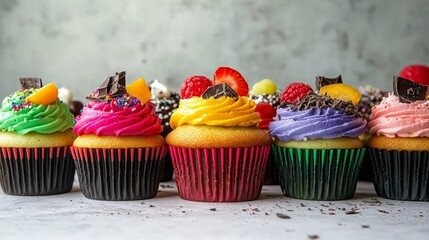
19, 78, 43, 90
393, 76, 428, 103
202, 83, 238, 100
87, 71, 127, 101
69, 100, 84, 117
315, 75, 343, 90
280, 92, 361, 117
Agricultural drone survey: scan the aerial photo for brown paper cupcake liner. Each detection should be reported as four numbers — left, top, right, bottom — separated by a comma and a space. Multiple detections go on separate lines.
368, 148, 429, 201
70, 146, 167, 201
272, 146, 365, 200
169, 145, 271, 202
0, 147, 75, 195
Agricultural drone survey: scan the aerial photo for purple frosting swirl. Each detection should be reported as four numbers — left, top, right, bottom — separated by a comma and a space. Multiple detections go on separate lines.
269, 107, 367, 141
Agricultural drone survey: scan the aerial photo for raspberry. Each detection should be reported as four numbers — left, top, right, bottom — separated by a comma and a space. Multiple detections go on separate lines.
180, 76, 212, 99
280, 82, 313, 104
399, 64, 429, 86
255, 102, 276, 129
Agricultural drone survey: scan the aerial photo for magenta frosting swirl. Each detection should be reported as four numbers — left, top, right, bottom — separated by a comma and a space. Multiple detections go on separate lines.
74, 96, 163, 136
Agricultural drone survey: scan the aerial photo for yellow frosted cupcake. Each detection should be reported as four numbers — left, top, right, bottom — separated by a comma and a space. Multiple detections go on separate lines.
167, 67, 272, 202
0, 78, 76, 195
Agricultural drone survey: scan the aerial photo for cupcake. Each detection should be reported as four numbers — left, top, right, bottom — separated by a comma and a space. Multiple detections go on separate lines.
167, 67, 272, 202
367, 76, 429, 201
70, 72, 167, 201
0, 78, 76, 195
356, 85, 388, 181
149, 80, 180, 182
250, 79, 281, 185
270, 81, 367, 200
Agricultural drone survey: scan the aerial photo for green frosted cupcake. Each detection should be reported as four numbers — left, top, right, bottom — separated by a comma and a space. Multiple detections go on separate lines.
0, 78, 76, 196
269, 82, 367, 200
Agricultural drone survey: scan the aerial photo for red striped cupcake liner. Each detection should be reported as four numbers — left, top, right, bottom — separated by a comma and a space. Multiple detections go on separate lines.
0, 147, 75, 196
70, 146, 167, 201
169, 145, 271, 202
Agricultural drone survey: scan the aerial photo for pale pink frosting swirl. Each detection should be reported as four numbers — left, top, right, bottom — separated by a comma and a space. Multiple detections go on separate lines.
74, 96, 163, 136
367, 94, 429, 138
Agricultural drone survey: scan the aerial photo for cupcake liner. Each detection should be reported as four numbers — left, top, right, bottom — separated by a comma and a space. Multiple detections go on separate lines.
263, 152, 279, 185
70, 146, 167, 201
160, 150, 174, 182
358, 151, 373, 182
272, 146, 365, 200
368, 148, 429, 201
169, 145, 271, 202
0, 147, 75, 196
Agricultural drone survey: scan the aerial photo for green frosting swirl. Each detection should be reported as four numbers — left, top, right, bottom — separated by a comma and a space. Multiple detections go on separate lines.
0, 89, 74, 134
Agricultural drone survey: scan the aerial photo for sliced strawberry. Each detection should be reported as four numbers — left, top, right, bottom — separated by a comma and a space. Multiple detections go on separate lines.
213, 67, 249, 96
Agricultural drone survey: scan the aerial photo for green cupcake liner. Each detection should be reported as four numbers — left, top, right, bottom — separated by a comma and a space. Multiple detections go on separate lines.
272, 146, 365, 200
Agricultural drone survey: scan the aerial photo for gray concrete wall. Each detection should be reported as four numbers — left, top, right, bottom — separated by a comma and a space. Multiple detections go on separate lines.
1, 0, 428, 101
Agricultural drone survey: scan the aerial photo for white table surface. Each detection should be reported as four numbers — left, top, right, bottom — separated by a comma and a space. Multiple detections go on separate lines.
1, 179, 428, 240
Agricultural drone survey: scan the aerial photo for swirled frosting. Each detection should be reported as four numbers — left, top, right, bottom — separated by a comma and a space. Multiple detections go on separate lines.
74, 94, 163, 136
169, 96, 261, 129
269, 93, 367, 141
367, 93, 429, 138
0, 89, 74, 134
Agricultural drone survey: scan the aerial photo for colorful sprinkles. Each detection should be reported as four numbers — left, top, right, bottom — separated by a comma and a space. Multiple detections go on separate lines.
8, 88, 36, 112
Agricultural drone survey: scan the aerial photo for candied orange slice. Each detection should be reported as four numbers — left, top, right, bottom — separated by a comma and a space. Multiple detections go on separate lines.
319, 83, 361, 105
26, 83, 58, 105
127, 77, 151, 103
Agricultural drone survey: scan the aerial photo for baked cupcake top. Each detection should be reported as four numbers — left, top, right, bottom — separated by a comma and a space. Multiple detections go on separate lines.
74, 72, 163, 136
170, 67, 262, 129
0, 78, 74, 134
269, 81, 367, 142
367, 76, 429, 138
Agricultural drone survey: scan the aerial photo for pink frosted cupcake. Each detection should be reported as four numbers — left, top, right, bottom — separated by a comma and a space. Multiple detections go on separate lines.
70, 72, 167, 201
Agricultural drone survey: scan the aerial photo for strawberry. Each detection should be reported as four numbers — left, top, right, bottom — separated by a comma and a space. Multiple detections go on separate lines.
213, 67, 248, 96
255, 102, 277, 129
180, 76, 212, 99
399, 64, 429, 86
280, 82, 313, 104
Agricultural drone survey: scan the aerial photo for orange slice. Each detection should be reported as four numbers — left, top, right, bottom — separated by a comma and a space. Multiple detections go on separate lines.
26, 83, 58, 105
127, 78, 151, 103
319, 83, 361, 106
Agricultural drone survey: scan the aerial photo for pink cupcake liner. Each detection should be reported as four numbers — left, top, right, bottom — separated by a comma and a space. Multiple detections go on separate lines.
70, 146, 167, 201
0, 147, 75, 195
169, 145, 271, 202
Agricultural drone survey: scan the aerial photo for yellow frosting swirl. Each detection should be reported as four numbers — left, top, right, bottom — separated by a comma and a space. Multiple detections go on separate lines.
170, 96, 261, 129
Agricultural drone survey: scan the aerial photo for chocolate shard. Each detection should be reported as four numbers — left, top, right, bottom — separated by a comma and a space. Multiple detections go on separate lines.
87, 71, 127, 101
202, 83, 238, 100
315, 75, 343, 90
393, 76, 428, 103
19, 78, 43, 90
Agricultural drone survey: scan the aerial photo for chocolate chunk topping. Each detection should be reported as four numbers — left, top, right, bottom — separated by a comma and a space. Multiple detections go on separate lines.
202, 83, 238, 100
280, 92, 361, 117
393, 76, 428, 103
315, 75, 343, 90
87, 71, 127, 101
19, 78, 43, 90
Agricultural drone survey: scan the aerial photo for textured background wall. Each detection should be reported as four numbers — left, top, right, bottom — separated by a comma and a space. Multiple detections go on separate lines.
0, 0, 428, 101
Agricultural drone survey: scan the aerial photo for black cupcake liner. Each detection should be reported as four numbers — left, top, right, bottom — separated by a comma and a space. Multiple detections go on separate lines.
358, 151, 373, 182
368, 148, 429, 201
272, 146, 365, 200
0, 147, 75, 195
263, 153, 279, 185
71, 146, 167, 201
160, 150, 174, 182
